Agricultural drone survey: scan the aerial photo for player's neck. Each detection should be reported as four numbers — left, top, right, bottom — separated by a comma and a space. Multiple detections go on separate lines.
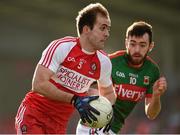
79, 37, 96, 54
128, 61, 143, 68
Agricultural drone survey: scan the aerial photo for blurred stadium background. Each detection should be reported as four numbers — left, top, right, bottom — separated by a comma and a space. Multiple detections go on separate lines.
0, 0, 180, 133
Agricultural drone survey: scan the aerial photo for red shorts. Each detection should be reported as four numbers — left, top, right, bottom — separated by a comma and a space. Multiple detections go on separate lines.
15, 102, 68, 134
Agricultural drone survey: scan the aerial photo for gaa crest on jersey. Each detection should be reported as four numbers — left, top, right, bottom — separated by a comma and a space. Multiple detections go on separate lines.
116, 71, 125, 78
144, 76, 149, 85
89, 63, 97, 75
67, 57, 76, 62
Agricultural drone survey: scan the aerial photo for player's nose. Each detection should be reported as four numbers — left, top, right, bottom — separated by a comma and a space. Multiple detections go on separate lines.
134, 45, 140, 52
104, 29, 110, 38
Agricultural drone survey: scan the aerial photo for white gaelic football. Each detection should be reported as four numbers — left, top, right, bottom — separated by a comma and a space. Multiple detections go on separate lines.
87, 96, 113, 128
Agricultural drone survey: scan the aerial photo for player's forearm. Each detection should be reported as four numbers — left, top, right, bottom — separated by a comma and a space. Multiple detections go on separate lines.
99, 85, 117, 105
32, 79, 73, 103
105, 92, 117, 105
146, 96, 161, 120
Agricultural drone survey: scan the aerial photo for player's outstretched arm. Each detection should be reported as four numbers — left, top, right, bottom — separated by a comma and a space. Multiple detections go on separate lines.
145, 76, 167, 120
32, 64, 74, 103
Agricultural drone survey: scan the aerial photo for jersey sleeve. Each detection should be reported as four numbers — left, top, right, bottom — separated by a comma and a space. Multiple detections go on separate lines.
145, 66, 160, 97
97, 56, 113, 87
38, 40, 65, 73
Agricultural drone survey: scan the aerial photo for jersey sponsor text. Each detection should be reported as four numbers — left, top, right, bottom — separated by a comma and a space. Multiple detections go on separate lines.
114, 84, 147, 102
56, 66, 93, 92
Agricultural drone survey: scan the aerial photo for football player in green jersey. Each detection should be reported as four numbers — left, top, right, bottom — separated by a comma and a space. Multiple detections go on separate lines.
76, 21, 167, 134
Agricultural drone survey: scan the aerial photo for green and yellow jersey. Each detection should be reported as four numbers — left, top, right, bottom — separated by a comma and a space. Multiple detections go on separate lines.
109, 50, 160, 133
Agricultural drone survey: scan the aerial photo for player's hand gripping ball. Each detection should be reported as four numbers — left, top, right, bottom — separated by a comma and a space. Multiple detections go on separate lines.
72, 95, 100, 124
85, 96, 113, 128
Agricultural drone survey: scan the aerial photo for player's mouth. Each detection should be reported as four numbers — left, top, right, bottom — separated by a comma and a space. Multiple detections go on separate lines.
132, 54, 142, 58
101, 39, 106, 42
99, 40, 106, 44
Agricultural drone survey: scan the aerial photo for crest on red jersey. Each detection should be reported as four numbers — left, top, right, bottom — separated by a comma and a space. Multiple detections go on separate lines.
91, 63, 97, 71
89, 63, 97, 75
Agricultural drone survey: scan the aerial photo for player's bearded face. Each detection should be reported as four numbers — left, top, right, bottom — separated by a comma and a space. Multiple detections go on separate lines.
127, 51, 148, 65
126, 34, 152, 66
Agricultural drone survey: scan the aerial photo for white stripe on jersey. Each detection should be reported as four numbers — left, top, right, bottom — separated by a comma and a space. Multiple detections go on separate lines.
40, 37, 76, 68
41, 39, 59, 67
15, 104, 26, 128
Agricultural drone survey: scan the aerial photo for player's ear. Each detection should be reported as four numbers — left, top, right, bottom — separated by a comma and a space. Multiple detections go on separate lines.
149, 41, 154, 52
125, 38, 128, 49
82, 25, 90, 34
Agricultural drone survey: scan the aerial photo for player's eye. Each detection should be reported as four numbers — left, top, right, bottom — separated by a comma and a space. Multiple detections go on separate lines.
100, 25, 110, 32
140, 44, 146, 48
107, 26, 111, 32
100, 26, 106, 31
129, 42, 136, 47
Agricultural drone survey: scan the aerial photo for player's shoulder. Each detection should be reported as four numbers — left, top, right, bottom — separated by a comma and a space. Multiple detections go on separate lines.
108, 50, 126, 59
97, 50, 110, 60
97, 50, 111, 64
98, 50, 108, 57
53, 36, 77, 44
49, 36, 78, 50
145, 56, 160, 79
146, 55, 159, 69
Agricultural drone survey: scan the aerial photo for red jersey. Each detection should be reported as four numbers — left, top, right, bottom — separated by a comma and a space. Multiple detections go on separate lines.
16, 36, 112, 133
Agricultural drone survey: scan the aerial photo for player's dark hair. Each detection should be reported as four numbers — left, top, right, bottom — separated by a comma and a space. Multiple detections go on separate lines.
126, 21, 153, 43
76, 3, 109, 36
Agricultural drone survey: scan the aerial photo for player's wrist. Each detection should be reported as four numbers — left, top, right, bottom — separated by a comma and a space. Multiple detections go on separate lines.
152, 94, 161, 100
153, 92, 161, 96
71, 95, 78, 105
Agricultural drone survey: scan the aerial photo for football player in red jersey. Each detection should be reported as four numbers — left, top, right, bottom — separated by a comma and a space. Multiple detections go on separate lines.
15, 3, 116, 134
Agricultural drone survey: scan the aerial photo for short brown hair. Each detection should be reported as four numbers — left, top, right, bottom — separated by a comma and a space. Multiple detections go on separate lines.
126, 21, 153, 43
76, 3, 110, 36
